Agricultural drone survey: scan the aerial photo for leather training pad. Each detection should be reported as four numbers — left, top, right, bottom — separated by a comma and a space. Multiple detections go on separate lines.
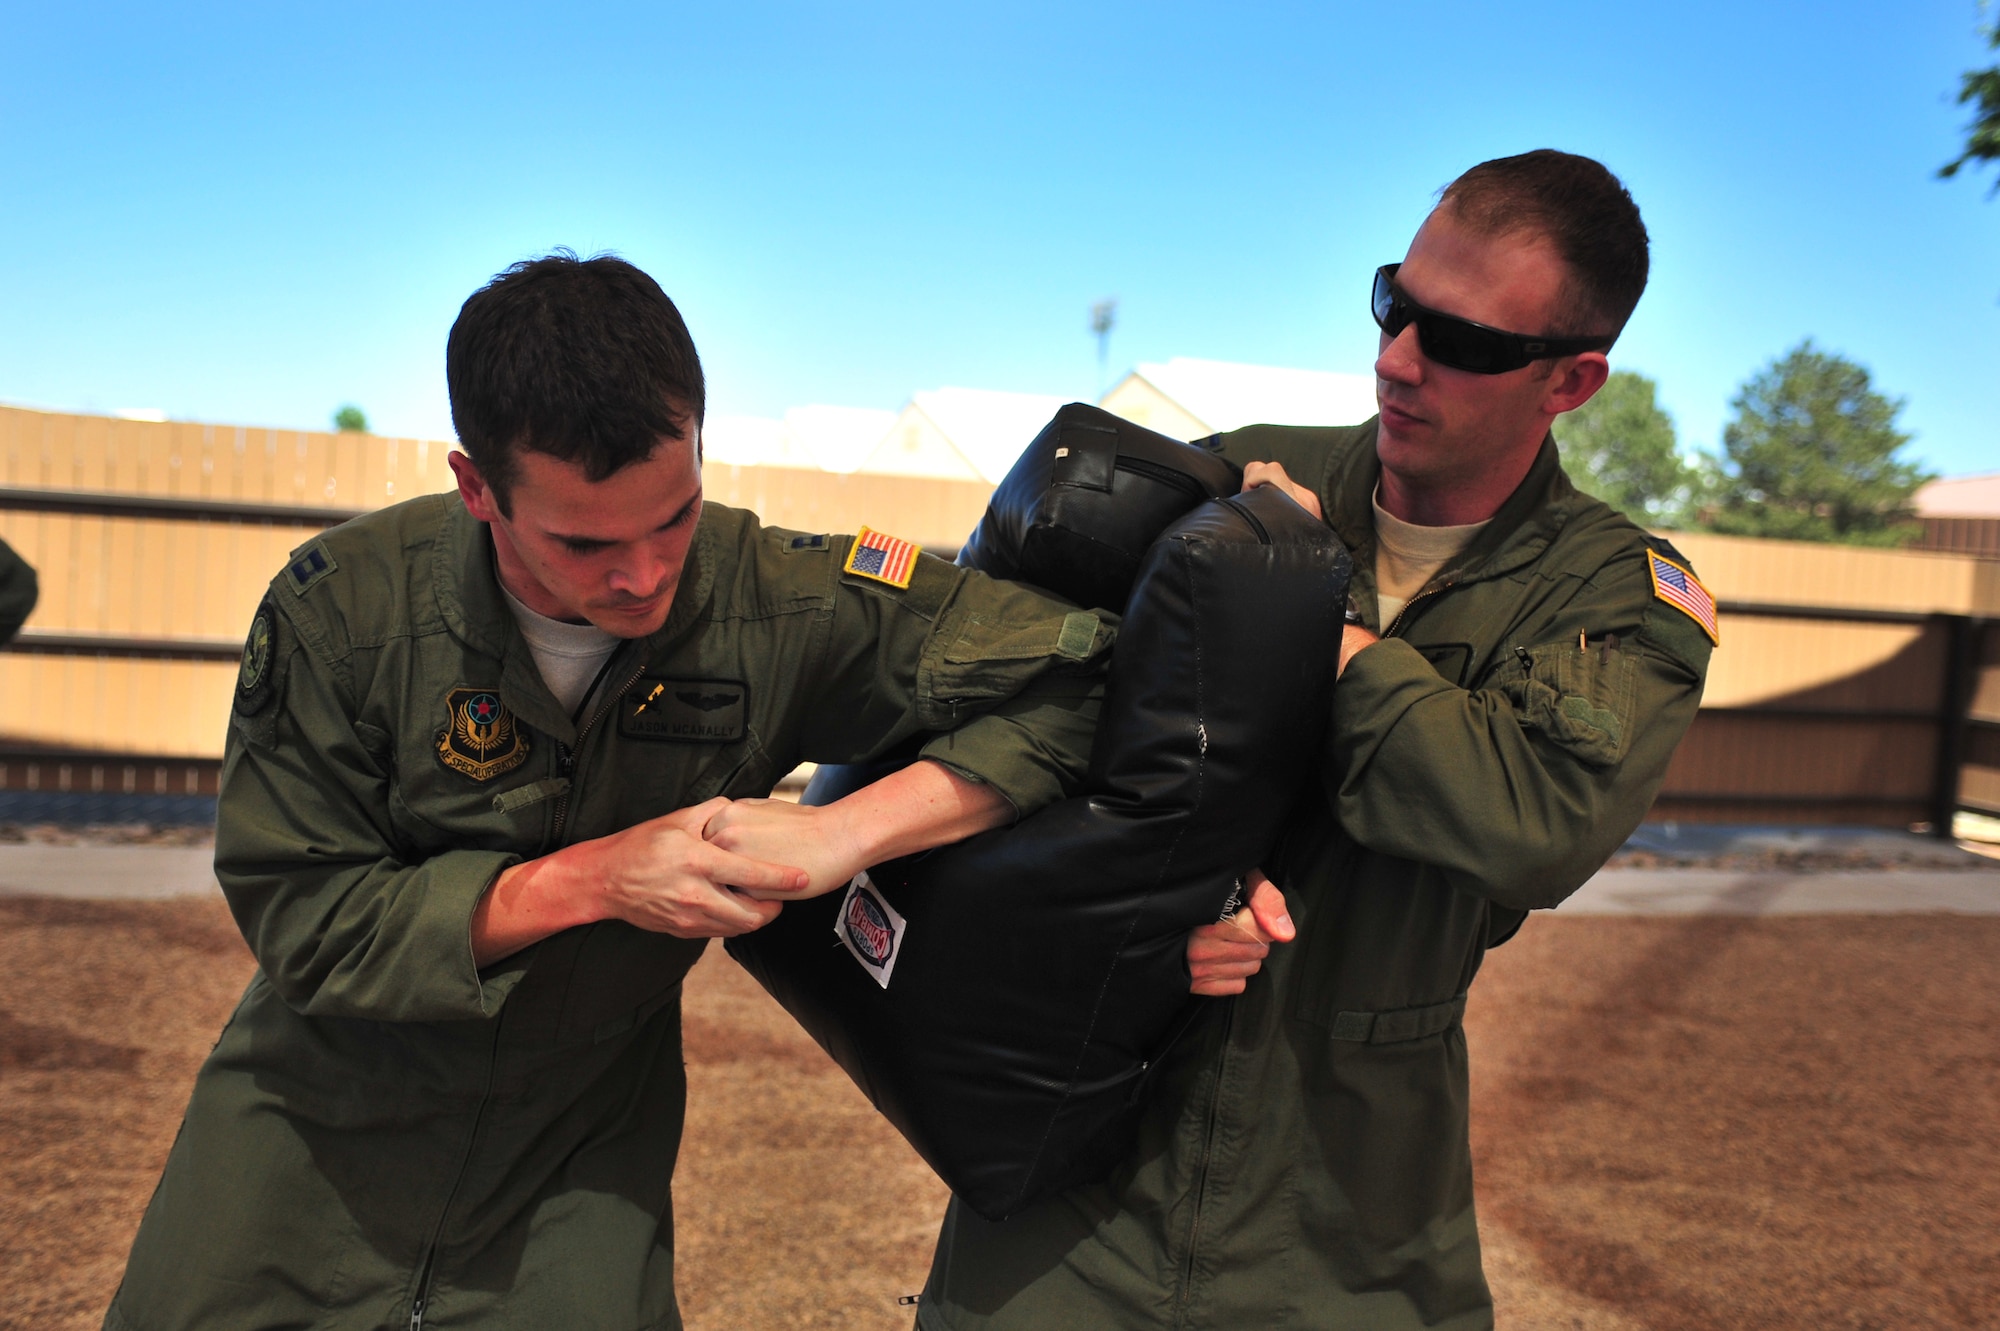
728, 409, 1352, 1220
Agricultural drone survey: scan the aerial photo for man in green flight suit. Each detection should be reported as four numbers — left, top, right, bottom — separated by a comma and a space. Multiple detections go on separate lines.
922, 151, 1716, 1328
105, 253, 1115, 1331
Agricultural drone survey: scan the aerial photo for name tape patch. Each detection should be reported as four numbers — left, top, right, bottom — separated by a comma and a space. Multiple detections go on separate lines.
841, 526, 918, 590
618, 676, 749, 743
1646, 549, 1720, 645
835, 872, 907, 989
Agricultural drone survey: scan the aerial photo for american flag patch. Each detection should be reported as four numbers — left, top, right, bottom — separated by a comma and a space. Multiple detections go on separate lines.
841, 526, 919, 589
1647, 549, 1720, 645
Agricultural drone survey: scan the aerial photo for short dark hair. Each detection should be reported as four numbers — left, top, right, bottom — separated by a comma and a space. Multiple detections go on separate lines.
447, 251, 705, 510
1437, 149, 1650, 342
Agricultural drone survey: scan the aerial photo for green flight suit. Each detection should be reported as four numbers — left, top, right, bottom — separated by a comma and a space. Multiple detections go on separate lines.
0, 535, 37, 643
918, 422, 1713, 1330
106, 493, 1113, 1331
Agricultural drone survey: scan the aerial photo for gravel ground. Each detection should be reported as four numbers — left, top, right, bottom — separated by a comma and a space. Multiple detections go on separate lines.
2, 895, 1995, 1330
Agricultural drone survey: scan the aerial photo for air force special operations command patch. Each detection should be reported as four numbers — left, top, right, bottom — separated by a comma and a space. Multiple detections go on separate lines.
437, 687, 530, 780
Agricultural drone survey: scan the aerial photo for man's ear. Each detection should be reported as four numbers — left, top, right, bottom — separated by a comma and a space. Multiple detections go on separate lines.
1543, 352, 1610, 416
448, 450, 503, 524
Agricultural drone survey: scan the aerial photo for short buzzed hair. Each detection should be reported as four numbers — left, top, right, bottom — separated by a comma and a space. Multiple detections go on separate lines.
1438, 149, 1650, 343
447, 251, 705, 513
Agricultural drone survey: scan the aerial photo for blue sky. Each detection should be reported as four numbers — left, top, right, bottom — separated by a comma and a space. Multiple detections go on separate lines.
2, 2, 1995, 476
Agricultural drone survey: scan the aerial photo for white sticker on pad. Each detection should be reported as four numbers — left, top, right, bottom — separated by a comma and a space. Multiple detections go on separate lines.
835, 871, 906, 989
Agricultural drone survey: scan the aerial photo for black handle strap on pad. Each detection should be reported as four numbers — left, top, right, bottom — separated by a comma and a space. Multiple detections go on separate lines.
730, 482, 1351, 1220
956, 401, 1242, 612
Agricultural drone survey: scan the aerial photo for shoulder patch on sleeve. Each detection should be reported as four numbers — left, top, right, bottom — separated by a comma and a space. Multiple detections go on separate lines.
1645, 548, 1720, 646
286, 541, 339, 596
235, 597, 279, 716
842, 527, 919, 589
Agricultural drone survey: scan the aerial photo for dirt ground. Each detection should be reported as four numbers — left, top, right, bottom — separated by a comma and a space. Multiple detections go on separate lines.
2, 894, 1996, 1330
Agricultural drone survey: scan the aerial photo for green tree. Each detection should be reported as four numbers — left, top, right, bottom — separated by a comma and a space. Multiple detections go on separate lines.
1553, 369, 1695, 527
332, 404, 368, 433
1702, 341, 1932, 547
1940, 7, 2000, 192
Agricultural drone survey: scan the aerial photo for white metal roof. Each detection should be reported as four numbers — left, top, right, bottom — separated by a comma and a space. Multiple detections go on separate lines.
701, 406, 898, 472
904, 387, 1073, 484
1115, 357, 1376, 433
1914, 472, 2000, 518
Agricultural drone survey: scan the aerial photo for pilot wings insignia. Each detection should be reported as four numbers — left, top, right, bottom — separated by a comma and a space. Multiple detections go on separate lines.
675, 690, 741, 712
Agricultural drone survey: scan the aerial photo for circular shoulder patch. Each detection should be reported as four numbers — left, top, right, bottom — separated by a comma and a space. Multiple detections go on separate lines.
236, 599, 277, 715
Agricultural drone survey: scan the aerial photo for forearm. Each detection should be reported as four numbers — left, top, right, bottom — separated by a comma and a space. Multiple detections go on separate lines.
470, 844, 609, 967
709, 759, 1012, 898
828, 758, 1013, 867
471, 798, 801, 965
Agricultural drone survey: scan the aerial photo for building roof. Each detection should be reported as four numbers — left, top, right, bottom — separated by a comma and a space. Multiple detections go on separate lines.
1110, 357, 1376, 434
702, 406, 898, 472
1914, 472, 2000, 519
901, 387, 1072, 484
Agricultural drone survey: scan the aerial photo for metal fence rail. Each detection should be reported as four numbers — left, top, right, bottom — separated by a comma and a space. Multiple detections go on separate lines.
0, 484, 365, 526
2, 457, 1997, 831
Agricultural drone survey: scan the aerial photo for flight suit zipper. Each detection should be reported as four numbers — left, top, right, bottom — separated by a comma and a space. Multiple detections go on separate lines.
1382, 579, 1454, 640
407, 1013, 508, 1329
410, 651, 649, 1325
1174, 1000, 1238, 1328
550, 653, 651, 847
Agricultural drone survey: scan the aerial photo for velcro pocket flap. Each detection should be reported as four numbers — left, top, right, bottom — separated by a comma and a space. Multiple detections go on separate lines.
1501, 637, 1639, 768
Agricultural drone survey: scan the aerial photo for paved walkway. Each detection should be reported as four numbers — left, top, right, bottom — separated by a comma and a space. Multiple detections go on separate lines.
1557, 868, 2000, 915
4, 839, 1998, 912
0, 844, 218, 899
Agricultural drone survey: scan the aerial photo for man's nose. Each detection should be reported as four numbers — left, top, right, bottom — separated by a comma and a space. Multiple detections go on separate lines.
1374, 325, 1424, 386
607, 547, 669, 598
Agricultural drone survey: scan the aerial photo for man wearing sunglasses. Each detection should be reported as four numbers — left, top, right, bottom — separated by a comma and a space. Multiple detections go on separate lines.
919, 150, 1714, 1329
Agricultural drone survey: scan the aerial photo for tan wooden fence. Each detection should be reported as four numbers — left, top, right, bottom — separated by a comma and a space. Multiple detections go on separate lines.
1652, 532, 2000, 830
3, 403, 1996, 831
0, 404, 994, 794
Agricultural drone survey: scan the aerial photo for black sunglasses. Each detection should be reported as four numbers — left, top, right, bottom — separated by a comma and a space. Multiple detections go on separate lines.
1371, 264, 1613, 375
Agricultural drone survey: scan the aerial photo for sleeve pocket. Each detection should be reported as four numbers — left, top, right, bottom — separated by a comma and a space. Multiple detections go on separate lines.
1500, 637, 1639, 768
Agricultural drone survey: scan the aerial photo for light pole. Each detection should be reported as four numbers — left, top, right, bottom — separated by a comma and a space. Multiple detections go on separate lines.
1090, 298, 1117, 397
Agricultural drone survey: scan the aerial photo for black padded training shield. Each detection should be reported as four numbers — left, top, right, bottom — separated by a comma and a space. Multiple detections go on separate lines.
727, 482, 1350, 1220
800, 401, 1244, 808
